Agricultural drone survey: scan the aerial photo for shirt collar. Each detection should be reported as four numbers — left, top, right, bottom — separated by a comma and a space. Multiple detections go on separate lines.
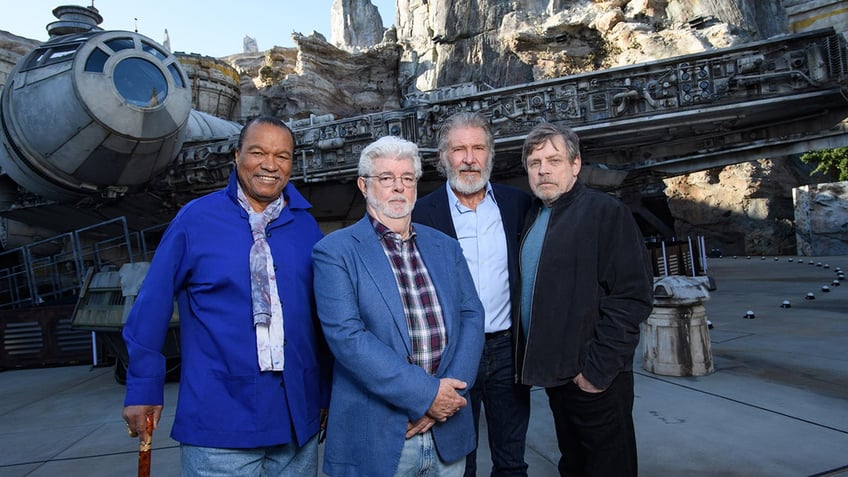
367, 213, 416, 242
446, 181, 495, 213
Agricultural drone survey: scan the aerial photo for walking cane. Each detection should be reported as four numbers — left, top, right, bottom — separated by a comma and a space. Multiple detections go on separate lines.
138, 415, 154, 477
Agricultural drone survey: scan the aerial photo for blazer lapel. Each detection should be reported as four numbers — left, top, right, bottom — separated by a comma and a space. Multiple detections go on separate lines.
419, 186, 458, 239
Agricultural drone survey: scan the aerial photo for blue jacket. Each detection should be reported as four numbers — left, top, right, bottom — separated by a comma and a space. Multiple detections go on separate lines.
312, 216, 485, 477
123, 172, 331, 448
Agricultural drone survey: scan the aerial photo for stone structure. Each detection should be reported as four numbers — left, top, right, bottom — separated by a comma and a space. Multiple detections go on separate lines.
174, 53, 241, 121
642, 275, 714, 377
794, 181, 848, 255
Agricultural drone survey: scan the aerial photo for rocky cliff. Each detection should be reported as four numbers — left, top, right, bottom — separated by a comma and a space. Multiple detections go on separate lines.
794, 181, 848, 256
246, 1, 766, 120
2, 1, 845, 255
663, 157, 824, 256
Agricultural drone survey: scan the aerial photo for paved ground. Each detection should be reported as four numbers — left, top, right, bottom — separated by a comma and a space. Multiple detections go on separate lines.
1, 255, 847, 476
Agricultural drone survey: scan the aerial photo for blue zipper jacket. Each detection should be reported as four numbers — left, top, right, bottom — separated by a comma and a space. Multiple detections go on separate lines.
123, 172, 331, 448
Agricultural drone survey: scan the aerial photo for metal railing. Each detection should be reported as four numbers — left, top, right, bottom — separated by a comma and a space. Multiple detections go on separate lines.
0, 218, 168, 309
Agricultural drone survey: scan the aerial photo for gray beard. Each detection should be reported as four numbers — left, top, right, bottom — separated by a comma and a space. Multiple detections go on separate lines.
447, 169, 490, 195
367, 194, 413, 219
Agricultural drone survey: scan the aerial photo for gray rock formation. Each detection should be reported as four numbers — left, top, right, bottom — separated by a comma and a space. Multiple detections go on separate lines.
794, 182, 848, 256
331, 0, 385, 50
395, 0, 753, 93
662, 158, 821, 256
397, 0, 535, 91
260, 33, 401, 120
223, 47, 298, 120
243, 35, 258, 53
666, 0, 788, 38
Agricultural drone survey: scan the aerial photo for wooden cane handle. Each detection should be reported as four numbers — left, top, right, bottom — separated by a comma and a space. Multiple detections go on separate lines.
137, 415, 154, 477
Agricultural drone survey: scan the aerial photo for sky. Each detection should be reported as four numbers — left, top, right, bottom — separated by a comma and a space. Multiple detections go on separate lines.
4, 0, 397, 58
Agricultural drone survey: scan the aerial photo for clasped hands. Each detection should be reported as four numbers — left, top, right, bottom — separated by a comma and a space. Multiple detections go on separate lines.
405, 378, 466, 438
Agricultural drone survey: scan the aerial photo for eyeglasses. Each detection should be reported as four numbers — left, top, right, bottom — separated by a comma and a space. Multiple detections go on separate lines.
363, 174, 418, 188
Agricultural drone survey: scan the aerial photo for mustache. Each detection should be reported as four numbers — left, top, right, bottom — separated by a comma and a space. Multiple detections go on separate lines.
458, 165, 482, 173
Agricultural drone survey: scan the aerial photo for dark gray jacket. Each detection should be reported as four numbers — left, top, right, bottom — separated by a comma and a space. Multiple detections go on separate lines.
517, 181, 654, 389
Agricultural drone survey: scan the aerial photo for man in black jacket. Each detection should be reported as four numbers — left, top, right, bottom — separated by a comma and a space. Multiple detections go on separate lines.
518, 122, 654, 477
413, 111, 532, 476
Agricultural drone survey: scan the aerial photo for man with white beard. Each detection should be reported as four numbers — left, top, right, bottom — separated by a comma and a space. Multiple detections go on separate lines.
313, 135, 485, 477
413, 112, 533, 476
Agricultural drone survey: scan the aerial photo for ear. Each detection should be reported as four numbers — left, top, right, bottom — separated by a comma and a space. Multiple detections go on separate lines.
357, 176, 368, 197
572, 155, 582, 176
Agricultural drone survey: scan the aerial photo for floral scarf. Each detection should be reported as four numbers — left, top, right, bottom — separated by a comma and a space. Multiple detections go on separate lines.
237, 185, 285, 371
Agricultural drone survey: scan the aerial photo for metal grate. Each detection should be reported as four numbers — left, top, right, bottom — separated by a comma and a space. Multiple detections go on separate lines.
3, 321, 44, 356
826, 34, 847, 81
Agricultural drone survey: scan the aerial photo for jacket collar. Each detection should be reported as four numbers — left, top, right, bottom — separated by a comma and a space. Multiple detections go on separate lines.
546, 180, 585, 209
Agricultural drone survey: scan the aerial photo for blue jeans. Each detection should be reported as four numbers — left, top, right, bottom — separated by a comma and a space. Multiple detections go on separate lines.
395, 430, 464, 477
465, 331, 530, 477
180, 434, 319, 476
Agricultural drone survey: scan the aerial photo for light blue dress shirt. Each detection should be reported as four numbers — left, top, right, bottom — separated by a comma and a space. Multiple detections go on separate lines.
447, 182, 511, 333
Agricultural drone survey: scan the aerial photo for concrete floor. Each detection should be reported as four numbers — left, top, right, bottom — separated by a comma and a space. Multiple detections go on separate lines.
1, 256, 847, 476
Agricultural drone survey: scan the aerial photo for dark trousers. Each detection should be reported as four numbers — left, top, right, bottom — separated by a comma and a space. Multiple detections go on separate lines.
465, 331, 531, 477
545, 371, 637, 477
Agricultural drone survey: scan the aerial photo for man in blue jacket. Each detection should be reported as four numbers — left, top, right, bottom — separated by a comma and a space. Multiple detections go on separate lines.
313, 135, 485, 477
122, 116, 332, 476
413, 111, 532, 476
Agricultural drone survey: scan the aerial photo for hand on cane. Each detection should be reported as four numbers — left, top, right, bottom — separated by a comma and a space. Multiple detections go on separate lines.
122, 405, 162, 443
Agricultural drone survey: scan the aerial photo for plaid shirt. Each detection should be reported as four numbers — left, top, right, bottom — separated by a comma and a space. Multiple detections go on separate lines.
369, 215, 447, 375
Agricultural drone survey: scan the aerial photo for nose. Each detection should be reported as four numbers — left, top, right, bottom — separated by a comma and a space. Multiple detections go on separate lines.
259, 153, 278, 170
461, 149, 476, 164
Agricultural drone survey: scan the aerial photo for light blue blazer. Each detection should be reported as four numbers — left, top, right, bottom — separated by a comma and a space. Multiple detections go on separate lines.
312, 216, 485, 477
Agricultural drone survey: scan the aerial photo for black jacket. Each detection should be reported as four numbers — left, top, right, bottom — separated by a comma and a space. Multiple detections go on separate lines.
517, 181, 654, 389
